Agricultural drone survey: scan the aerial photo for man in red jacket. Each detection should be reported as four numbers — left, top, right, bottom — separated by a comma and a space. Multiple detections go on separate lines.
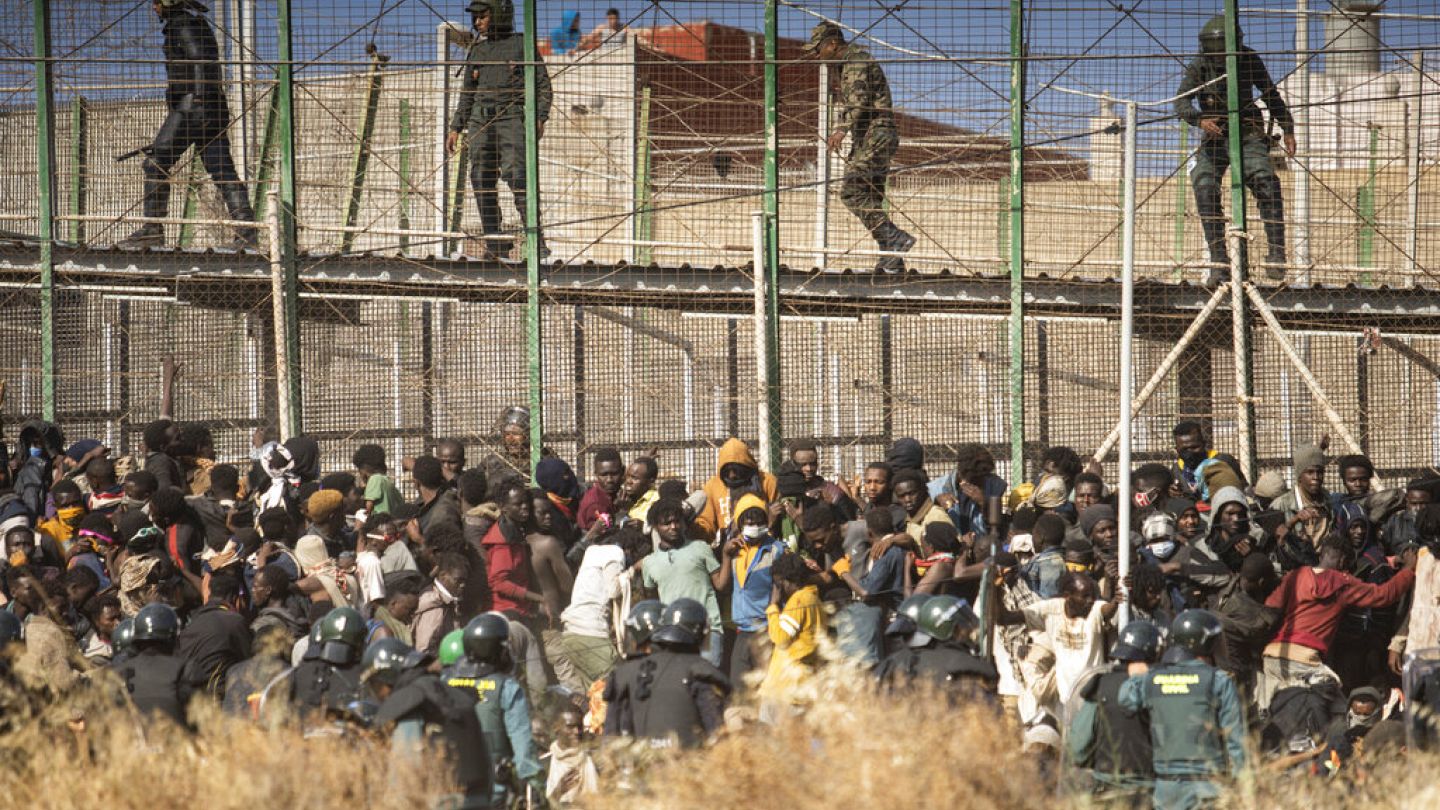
1259, 533, 1415, 711
482, 480, 550, 624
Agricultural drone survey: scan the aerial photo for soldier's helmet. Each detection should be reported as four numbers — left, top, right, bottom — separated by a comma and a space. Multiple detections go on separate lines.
133, 603, 181, 644
1199, 15, 1240, 53
466, 0, 514, 31
361, 638, 427, 688
652, 598, 708, 647
911, 595, 979, 648
462, 612, 511, 666
112, 618, 136, 657
316, 607, 367, 666
1169, 609, 1224, 658
1111, 620, 1163, 663
624, 600, 666, 647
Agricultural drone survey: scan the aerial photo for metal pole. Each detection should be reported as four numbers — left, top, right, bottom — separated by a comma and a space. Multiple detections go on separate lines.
276, 0, 302, 436
69, 98, 87, 244
1008, 0, 1026, 479
1092, 283, 1229, 462
1406, 53, 1423, 283
1357, 122, 1379, 278
1223, 0, 1256, 480
813, 61, 831, 269
761, 0, 783, 471
398, 99, 412, 255
1294, 0, 1311, 280
634, 87, 653, 265
1244, 283, 1363, 455
752, 212, 772, 470
523, 0, 544, 475
1173, 122, 1188, 279
267, 189, 292, 443
1116, 101, 1137, 628
340, 49, 387, 254
436, 23, 454, 241
33, 0, 57, 422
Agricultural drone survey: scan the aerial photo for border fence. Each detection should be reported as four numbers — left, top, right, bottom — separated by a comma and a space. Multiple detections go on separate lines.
1, 1, 1438, 488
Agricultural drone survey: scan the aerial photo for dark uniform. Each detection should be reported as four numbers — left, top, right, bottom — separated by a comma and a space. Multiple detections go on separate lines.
449, 0, 553, 259
376, 669, 493, 809
123, 0, 256, 248
290, 658, 364, 718
1120, 657, 1247, 810
446, 661, 544, 804
1174, 16, 1294, 276
804, 22, 914, 272
1071, 666, 1155, 807
602, 648, 730, 749
118, 649, 192, 726
876, 641, 998, 699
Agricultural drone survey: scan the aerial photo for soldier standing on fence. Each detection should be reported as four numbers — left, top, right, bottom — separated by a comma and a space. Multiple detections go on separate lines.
445, 0, 553, 262
119, 0, 257, 250
1175, 15, 1295, 285
805, 21, 915, 274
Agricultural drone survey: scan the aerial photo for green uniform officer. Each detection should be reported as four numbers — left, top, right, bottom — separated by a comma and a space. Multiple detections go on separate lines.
1175, 15, 1295, 283
445, 0, 553, 261
804, 21, 915, 274
1120, 610, 1247, 810
446, 613, 544, 804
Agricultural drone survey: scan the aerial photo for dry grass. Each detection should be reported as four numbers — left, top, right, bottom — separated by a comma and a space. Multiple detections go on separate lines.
7, 662, 1440, 810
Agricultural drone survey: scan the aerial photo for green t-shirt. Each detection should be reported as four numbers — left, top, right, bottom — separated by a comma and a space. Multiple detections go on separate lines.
363, 473, 403, 516
643, 540, 722, 634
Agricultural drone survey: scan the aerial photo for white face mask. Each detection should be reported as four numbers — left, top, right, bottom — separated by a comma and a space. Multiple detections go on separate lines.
741, 524, 767, 540
1148, 540, 1178, 560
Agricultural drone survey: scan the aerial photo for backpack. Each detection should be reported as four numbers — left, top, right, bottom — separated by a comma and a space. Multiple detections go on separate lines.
1262, 682, 1344, 754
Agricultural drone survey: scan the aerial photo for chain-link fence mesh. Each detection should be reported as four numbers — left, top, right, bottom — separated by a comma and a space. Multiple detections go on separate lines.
1, 1, 1438, 491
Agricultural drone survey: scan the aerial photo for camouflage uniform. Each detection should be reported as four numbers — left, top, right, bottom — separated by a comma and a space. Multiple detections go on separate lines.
806, 23, 913, 271
450, 1, 553, 258
1174, 18, 1294, 276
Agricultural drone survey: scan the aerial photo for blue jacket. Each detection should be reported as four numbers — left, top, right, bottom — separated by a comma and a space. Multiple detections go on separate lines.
550, 11, 581, 54
1022, 546, 1066, 599
732, 537, 786, 632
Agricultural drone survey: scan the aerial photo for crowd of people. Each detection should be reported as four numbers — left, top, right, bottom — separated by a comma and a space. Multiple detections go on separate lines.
1, 408, 1439, 809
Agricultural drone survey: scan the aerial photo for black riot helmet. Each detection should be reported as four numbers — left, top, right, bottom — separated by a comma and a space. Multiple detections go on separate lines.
361, 638, 428, 688
132, 603, 181, 645
651, 598, 708, 648
1169, 609, 1224, 659
316, 607, 366, 666
625, 600, 666, 647
462, 612, 511, 667
1110, 619, 1163, 664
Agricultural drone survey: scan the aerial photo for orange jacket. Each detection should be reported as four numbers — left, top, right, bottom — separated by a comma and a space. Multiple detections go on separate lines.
694, 438, 777, 540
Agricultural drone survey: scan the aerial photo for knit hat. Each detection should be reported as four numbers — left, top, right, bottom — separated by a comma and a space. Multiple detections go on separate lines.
1293, 443, 1325, 474
731, 492, 769, 528
534, 457, 581, 501
886, 438, 925, 472
1079, 504, 1117, 538
1209, 485, 1247, 514
1253, 470, 1287, 500
307, 489, 344, 523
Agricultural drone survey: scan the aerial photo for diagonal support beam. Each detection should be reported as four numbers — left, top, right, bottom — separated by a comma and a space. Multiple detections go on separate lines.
1092, 281, 1230, 463
1244, 282, 1363, 455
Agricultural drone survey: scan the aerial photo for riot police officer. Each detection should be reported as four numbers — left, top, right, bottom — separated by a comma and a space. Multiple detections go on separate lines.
1120, 610, 1247, 810
119, 0, 257, 249
282, 607, 367, 722
877, 595, 997, 696
1175, 15, 1295, 283
110, 618, 137, 667
438, 628, 467, 676
622, 599, 665, 659
115, 603, 191, 726
364, 638, 493, 810
444, 0, 554, 261
602, 598, 730, 748
1070, 620, 1162, 808
445, 612, 544, 804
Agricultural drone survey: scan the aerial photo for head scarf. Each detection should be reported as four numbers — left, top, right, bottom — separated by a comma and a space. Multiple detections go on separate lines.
535, 457, 581, 502
258, 442, 297, 512
283, 437, 321, 483
294, 534, 331, 576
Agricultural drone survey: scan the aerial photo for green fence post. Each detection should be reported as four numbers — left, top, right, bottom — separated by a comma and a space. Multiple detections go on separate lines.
69, 97, 87, 244
1224, 0, 1257, 479
1356, 122, 1378, 281
178, 157, 202, 247
276, 0, 302, 436
446, 141, 467, 255
33, 0, 57, 421
1008, 0, 1026, 478
523, 0, 544, 474
251, 89, 280, 223
340, 48, 387, 254
760, 0, 783, 470
398, 99, 412, 255
1173, 122, 1188, 279
634, 86, 653, 266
